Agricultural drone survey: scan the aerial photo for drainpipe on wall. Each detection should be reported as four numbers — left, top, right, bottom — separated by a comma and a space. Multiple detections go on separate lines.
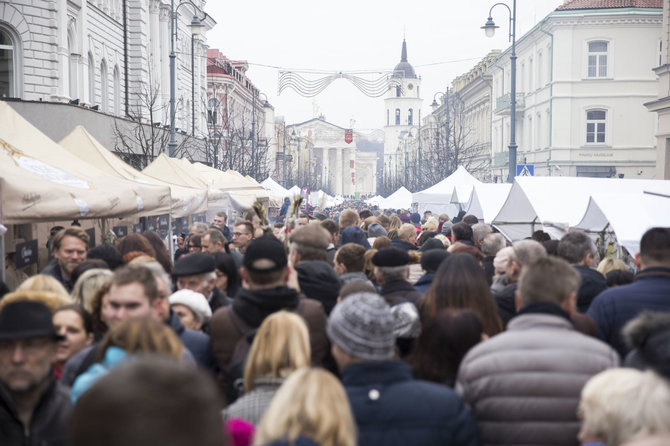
538, 19, 554, 175
123, 0, 129, 116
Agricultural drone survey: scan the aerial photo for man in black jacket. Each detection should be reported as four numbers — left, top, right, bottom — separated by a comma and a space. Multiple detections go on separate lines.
373, 247, 421, 307
173, 252, 230, 313
0, 300, 73, 446
558, 230, 607, 313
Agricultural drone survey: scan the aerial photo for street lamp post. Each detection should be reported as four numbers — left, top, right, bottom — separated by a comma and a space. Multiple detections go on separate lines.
431, 89, 450, 176
168, 0, 206, 157
482, 0, 517, 182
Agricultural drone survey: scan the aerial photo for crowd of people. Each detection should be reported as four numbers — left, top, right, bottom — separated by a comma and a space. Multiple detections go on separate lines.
1, 204, 670, 446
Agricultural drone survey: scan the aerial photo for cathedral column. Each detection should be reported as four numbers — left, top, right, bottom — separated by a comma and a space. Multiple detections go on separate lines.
335, 147, 343, 196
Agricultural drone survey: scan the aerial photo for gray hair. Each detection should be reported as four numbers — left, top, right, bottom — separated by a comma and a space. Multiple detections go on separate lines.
482, 233, 506, 256
189, 222, 209, 235
558, 230, 597, 264
472, 223, 493, 245
513, 239, 548, 268
142, 261, 172, 293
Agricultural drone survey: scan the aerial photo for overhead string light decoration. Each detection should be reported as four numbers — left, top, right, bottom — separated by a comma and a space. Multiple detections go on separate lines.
278, 70, 403, 98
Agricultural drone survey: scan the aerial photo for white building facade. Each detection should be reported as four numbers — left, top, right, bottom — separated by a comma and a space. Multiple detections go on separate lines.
489, 0, 662, 179
288, 118, 377, 197
0, 0, 213, 153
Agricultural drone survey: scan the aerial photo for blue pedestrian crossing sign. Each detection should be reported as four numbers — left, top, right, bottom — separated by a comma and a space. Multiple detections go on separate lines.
516, 164, 534, 177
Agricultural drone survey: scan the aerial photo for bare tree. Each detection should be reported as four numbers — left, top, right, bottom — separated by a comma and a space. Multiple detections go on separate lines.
206, 99, 272, 180
419, 90, 491, 188
113, 65, 204, 170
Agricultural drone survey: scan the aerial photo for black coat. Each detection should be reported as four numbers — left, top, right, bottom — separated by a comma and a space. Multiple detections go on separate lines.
574, 265, 607, 313
295, 260, 341, 315
0, 378, 73, 446
380, 280, 422, 307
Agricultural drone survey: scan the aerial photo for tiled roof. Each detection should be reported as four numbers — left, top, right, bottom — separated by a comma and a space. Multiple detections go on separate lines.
557, 0, 662, 10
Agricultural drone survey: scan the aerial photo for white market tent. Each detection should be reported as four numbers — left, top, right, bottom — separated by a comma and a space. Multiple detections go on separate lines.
412, 166, 483, 216
142, 154, 230, 211
288, 185, 301, 196
59, 126, 207, 218
0, 102, 169, 222
464, 183, 513, 223
261, 177, 291, 198
188, 161, 280, 209
380, 186, 413, 210
574, 191, 670, 256
309, 190, 335, 208
365, 195, 384, 207
492, 176, 670, 241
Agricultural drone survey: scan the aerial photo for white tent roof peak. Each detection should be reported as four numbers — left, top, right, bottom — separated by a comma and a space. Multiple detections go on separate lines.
412, 166, 483, 216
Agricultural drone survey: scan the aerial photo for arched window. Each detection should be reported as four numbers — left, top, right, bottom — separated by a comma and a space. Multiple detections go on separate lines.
386, 109, 389, 126
396, 86, 401, 97
88, 52, 95, 104
0, 27, 16, 98
113, 65, 120, 115
100, 59, 108, 112
207, 98, 218, 125
67, 30, 77, 99
408, 108, 413, 125
395, 108, 400, 125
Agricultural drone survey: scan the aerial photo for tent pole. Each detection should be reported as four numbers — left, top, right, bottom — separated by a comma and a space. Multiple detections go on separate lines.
0, 184, 4, 283
168, 217, 175, 260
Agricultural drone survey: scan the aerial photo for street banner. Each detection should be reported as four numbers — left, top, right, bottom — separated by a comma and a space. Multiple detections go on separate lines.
345, 129, 353, 144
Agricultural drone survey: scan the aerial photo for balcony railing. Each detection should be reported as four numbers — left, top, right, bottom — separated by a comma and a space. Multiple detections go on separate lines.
495, 93, 525, 114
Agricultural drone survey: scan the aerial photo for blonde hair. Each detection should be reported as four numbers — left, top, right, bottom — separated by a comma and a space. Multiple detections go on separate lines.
244, 311, 310, 393
397, 223, 417, 241
254, 368, 357, 446
388, 215, 402, 232
17, 274, 71, 302
71, 269, 114, 313
98, 317, 183, 361
579, 369, 670, 446
0, 290, 71, 313
421, 217, 439, 232
433, 234, 451, 248
597, 257, 628, 275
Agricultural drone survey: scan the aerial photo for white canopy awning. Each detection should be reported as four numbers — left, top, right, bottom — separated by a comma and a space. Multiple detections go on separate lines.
493, 176, 670, 241
412, 166, 482, 217
574, 191, 670, 256
0, 102, 169, 223
464, 183, 513, 223
59, 126, 207, 218
380, 186, 413, 210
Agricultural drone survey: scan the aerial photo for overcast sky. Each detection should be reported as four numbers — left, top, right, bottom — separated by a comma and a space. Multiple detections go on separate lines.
207, 0, 565, 136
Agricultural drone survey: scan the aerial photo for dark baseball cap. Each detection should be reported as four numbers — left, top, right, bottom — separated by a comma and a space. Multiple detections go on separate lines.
243, 236, 288, 272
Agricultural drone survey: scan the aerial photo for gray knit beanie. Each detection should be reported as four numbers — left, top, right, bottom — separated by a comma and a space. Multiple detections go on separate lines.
327, 292, 395, 360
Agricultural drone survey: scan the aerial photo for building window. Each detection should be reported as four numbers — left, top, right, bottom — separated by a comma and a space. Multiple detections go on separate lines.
588, 41, 608, 78
0, 27, 15, 98
88, 52, 95, 104
207, 98, 218, 124
113, 65, 120, 115
408, 108, 413, 125
386, 109, 389, 126
586, 109, 606, 144
100, 60, 108, 112
396, 86, 401, 97
395, 108, 400, 125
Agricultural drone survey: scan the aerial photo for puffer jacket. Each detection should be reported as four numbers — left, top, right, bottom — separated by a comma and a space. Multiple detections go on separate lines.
344, 361, 479, 446
456, 310, 619, 446
295, 260, 341, 315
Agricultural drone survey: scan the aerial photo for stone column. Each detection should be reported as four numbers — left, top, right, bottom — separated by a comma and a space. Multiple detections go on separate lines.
159, 5, 171, 111
335, 147, 343, 196
52, 0, 70, 101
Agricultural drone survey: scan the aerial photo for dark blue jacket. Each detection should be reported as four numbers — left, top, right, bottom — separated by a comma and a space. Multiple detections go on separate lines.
587, 267, 670, 358
391, 239, 418, 251
414, 273, 435, 294
341, 361, 480, 446
167, 310, 215, 370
